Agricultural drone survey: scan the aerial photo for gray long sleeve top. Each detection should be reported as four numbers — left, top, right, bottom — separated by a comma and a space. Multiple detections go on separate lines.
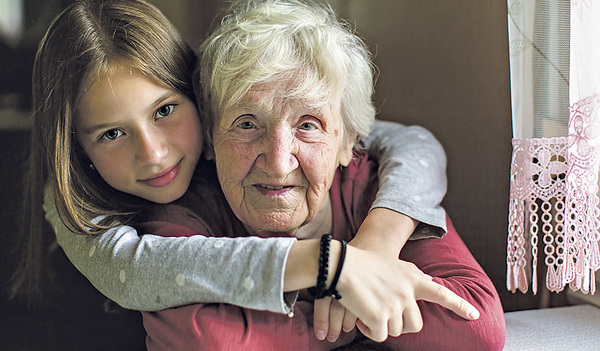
46, 120, 447, 314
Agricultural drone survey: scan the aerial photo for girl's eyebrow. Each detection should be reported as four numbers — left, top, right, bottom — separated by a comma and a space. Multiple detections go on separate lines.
81, 91, 179, 135
147, 91, 179, 113
82, 121, 120, 136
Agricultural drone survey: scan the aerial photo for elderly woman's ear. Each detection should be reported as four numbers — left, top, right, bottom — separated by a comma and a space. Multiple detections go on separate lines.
204, 147, 215, 161
202, 135, 215, 160
338, 133, 357, 167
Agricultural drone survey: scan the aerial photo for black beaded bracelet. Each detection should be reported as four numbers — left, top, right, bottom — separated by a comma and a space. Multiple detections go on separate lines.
325, 239, 346, 299
307, 234, 332, 299
308, 234, 347, 300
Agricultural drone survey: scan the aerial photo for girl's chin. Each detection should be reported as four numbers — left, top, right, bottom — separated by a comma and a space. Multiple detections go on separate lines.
143, 187, 186, 204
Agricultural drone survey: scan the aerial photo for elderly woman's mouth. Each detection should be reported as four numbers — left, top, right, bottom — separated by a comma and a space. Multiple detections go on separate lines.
257, 184, 286, 190
254, 184, 295, 195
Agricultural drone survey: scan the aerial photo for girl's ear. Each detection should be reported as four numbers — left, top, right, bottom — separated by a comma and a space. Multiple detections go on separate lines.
338, 133, 356, 167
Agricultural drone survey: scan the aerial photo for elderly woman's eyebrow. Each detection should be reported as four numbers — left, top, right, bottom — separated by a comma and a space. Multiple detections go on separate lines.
234, 100, 260, 110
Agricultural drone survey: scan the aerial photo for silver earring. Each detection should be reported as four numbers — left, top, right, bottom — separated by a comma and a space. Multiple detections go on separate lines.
90, 163, 95, 170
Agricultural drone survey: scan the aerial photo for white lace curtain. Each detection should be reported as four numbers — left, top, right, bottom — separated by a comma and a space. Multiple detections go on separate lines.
507, 0, 600, 295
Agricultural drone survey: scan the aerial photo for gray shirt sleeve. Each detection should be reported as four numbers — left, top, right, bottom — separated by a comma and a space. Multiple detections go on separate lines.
364, 120, 448, 239
44, 187, 297, 314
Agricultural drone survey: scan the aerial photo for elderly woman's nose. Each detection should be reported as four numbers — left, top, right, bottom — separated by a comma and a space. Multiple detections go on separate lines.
256, 130, 299, 176
135, 128, 168, 166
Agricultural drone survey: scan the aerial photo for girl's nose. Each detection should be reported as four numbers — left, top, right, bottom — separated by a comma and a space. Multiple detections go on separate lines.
136, 128, 168, 166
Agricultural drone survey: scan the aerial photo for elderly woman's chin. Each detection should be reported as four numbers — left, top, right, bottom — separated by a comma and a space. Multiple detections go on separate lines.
231, 185, 332, 238
236, 200, 332, 241
243, 212, 307, 237
224, 186, 308, 235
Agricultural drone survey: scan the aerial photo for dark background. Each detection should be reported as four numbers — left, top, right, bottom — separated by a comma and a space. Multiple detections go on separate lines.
0, 0, 568, 349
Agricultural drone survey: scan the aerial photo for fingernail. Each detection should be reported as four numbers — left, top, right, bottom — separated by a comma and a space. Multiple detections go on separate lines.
327, 334, 338, 342
316, 330, 326, 340
469, 308, 480, 320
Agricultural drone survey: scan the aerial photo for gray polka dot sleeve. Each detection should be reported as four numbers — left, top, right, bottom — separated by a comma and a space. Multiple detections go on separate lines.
45, 187, 297, 314
364, 121, 448, 239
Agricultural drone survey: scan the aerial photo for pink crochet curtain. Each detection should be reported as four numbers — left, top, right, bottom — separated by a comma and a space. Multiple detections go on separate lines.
507, 0, 600, 295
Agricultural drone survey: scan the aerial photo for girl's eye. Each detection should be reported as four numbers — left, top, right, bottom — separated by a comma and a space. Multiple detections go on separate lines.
156, 104, 175, 119
101, 129, 124, 141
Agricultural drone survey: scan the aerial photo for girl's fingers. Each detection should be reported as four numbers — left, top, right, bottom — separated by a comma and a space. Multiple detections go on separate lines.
400, 301, 423, 334
356, 318, 388, 343
417, 278, 480, 321
387, 311, 404, 338
342, 310, 357, 333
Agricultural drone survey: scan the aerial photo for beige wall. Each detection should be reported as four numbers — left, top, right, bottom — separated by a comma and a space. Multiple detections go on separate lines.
149, 0, 225, 48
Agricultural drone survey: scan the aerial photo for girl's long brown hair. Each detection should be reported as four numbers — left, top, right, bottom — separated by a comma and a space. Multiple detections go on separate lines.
11, 0, 197, 304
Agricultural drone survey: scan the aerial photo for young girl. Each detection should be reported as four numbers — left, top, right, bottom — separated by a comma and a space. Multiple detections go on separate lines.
12, 0, 486, 347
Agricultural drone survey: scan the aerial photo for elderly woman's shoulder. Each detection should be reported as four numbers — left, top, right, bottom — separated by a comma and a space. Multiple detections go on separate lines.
330, 148, 379, 236
340, 148, 378, 182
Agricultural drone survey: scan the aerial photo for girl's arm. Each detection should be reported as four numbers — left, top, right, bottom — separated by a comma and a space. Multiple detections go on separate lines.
363, 120, 447, 241
45, 187, 297, 314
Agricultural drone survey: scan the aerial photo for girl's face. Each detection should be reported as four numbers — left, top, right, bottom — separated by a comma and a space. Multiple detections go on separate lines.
75, 68, 203, 204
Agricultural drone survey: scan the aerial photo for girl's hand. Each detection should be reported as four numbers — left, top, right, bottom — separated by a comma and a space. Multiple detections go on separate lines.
313, 208, 418, 342
330, 244, 479, 343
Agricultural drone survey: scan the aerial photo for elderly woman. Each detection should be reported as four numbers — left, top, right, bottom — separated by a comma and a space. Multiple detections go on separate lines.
136, 0, 506, 350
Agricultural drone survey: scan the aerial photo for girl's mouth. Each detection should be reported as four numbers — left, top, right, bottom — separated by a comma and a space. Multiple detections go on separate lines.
140, 162, 181, 187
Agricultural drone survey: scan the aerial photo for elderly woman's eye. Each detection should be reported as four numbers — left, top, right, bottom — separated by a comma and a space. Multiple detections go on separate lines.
298, 122, 317, 131
238, 121, 256, 129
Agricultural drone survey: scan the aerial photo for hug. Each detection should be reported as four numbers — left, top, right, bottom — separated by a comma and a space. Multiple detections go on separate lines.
11, 0, 505, 350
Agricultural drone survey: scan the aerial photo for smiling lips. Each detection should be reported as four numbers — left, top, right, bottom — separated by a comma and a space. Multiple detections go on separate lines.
140, 162, 181, 187
254, 183, 294, 195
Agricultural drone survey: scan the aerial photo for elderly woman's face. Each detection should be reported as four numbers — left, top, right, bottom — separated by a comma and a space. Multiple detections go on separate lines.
212, 81, 354, 236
